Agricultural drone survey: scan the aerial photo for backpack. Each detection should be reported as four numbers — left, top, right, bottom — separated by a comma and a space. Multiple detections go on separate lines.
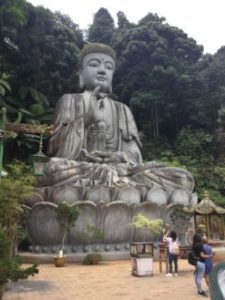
188, 251, 198, 266
171, 240, 180, 255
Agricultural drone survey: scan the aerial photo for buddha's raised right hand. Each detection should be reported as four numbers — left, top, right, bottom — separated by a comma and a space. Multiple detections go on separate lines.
84, 86, 107, 126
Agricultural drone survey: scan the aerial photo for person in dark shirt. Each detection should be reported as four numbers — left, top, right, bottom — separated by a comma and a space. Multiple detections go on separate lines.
192, 233, 213, 297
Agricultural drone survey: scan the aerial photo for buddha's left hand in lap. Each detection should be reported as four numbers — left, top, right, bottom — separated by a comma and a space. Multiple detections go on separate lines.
81, 149, 136, 165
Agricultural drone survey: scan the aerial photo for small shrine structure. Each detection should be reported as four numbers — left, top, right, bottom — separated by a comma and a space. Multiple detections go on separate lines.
183, 191, 225, 240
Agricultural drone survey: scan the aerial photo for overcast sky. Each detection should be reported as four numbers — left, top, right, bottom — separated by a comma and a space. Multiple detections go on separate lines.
28, 0, 225, 54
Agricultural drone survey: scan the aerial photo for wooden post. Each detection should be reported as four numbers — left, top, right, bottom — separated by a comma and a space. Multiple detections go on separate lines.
158, 243, 168, 273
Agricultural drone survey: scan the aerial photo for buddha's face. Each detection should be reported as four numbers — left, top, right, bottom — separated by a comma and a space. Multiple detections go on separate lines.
80, 52, 115, 93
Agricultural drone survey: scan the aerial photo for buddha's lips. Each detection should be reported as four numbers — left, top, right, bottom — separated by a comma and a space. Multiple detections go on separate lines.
97, 76, 106, 81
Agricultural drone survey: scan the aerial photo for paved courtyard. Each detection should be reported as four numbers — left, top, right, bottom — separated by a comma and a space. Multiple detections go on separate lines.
3, 259, 209, 300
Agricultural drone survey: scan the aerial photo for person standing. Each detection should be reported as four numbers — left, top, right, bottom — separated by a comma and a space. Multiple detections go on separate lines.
202, 236, 214, 288
192, 233, 213, 297
163, 230, 179, 276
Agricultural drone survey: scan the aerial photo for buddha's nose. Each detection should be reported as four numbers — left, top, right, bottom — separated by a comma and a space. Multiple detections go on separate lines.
98, 64, 106, 74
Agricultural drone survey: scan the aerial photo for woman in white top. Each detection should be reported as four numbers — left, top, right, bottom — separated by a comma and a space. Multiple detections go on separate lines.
163, 230, 179, 276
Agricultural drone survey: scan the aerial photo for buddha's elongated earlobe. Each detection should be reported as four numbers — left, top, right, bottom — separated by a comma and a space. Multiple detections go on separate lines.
79, 73, 84, 89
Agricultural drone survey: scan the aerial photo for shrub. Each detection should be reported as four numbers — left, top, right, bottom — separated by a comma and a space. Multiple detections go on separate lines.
130, 213, 163, 240
82, 224, 104, 265
0, 227, 38, 284
82, 253, 103, 265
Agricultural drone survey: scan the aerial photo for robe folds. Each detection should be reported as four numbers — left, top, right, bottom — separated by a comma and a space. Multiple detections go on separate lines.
48, 91, 142, 164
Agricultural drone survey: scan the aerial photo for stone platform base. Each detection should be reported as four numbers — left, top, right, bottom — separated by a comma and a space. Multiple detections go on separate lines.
19, 251, 131, 263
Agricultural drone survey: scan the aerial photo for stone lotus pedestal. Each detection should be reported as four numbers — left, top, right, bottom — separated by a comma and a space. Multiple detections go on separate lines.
25, 183, 196, 253
25, 200, 194, 252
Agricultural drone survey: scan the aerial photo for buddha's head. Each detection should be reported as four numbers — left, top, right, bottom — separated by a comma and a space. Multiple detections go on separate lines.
79, 43, 116, 93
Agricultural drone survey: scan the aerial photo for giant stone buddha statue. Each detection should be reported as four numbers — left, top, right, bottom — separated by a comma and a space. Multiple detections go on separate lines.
26, 43, 195, 249
38, 43, 194, 196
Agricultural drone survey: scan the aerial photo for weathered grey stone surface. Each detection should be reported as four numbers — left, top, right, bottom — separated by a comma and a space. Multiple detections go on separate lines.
26, 200, 192, 247
116, 187, 141, 204
85, 186, 112, 204
69, 202, 98, 244
51, 186, 83, 204
25, 43, 195, 249
146, 188, 168, 205
102, 202, 131, 243
28, 202, 62, 245
170, 189, 190, 205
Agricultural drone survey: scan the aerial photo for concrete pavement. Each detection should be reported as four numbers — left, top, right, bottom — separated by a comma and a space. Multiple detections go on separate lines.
3, 259, 208, 300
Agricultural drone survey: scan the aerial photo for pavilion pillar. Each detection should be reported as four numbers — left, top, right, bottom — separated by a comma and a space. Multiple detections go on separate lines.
208, 215, 212, 239
221, 215, 225, 240
206, 215, 210, 239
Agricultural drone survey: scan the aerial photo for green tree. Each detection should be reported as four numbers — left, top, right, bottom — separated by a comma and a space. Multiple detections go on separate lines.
0, 0, 27, 66
191, 47, 225, 133
175, 126, 214, 164
1, 2, 83, 113
0, 161, 34, 258
10, 5, 83, 106
0, 73, 11, 109
112, 13, 203, 142
88, 8, 115, 44
117, 11, 132, 32
0, 3, 84, 161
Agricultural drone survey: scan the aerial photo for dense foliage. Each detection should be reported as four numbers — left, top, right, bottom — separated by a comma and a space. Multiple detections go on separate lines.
130, 213, 163, 238
0, 228, 38, 284
0, 161, 38, 287
0, 161, 34, 256
1, 2, 225, 205
82, 253, 102, 265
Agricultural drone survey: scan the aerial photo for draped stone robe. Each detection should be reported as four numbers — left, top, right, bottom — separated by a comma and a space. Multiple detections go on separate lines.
42, 91, 194, 197
48, 91, 142, 164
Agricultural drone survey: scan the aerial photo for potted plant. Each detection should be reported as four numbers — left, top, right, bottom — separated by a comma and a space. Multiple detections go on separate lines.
129, 213, 163, 276
54, 202, 80, 267
0, 227, 38, 300
82, 224, 104, 265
